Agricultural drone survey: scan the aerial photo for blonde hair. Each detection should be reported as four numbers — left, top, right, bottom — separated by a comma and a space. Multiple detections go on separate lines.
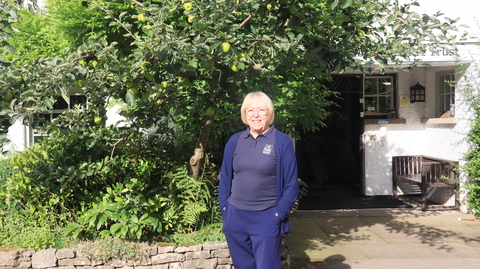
240, 92, 275, 125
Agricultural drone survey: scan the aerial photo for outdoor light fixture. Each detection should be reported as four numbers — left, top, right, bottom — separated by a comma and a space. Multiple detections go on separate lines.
410, 82, 426, 103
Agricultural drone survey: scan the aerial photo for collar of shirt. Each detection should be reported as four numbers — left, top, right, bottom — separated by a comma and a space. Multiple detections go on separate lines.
243, 125, 276, 140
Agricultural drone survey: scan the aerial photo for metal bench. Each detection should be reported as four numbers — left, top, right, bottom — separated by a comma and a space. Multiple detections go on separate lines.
392, 155, 460, 211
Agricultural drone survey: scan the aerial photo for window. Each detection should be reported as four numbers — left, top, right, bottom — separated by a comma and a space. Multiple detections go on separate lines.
436, 70, 455, 116
27, 89, 86, 145
363, 76, 395, 117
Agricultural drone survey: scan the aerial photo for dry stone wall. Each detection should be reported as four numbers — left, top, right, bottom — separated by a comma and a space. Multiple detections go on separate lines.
0, 238, 290, 269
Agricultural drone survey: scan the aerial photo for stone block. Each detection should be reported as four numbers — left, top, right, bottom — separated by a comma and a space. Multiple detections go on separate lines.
217, 257, 232, 265
56, 248, 76, 260
18, 260, 32, 268
216, 265, 232, 269
186, 244, 202, 252
151, 253, 185, 265
185, 250, 210, 260
133, 259, 152, 266
173, 246, 189, 253
169, 262, 182, 269
0, 248, 24, 267
57, 257, 91, 266
31, 248, 57, 268
108, 259, 133, 267
182, 258, 217, 269
211, 249, 230, 258
23, 249, 35, 258
157, 245, 176, 254
147, 246, 158, 256
202, 242, 228, 251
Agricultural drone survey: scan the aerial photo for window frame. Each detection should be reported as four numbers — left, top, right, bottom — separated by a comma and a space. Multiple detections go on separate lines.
27, 89, 87, 146
363, 75, 397, 118
435, 70, 455, 117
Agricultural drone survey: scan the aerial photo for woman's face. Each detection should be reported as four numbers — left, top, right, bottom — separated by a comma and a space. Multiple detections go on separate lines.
245, 99, 270, 137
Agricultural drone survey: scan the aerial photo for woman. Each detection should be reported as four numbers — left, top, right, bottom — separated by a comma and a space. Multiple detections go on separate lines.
219, 91, 298, 269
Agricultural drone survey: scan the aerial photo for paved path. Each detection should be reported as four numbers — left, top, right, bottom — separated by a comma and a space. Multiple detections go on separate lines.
289, 208, 480, 269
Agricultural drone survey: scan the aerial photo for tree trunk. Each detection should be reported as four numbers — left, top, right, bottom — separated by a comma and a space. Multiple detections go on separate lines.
190, 112, 215, 179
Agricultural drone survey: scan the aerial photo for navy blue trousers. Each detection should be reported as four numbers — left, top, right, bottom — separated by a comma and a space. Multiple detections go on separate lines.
222, 203, 281, 269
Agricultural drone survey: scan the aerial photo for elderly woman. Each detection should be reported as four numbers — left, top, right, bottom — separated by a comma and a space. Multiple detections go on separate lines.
219, 91, 298, 269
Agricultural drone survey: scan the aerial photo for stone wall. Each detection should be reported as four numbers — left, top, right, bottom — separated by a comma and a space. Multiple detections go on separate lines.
0, 238, 290, 269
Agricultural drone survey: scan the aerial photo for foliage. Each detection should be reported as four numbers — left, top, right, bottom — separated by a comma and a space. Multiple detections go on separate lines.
1, 8, 71, 62
76, 237, 150, 264
4, 107, 220, 240
462, 70, 480, 217
163, 222, 225, 244
289, 178, 308, 215
1, 0, 464, 142
0, 204, 70, 250
44, 0, 138, 57
297, 178, 309, 200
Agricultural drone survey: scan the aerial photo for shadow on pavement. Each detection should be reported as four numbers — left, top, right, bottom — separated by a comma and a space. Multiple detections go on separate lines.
288, 208, 480, 266
291, 255, 350, 269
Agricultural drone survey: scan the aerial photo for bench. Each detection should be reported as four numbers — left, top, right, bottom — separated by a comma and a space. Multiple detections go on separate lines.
392, 155, 459, 211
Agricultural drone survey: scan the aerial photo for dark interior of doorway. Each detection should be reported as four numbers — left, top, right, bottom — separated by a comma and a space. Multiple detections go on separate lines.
295, 75, 362, 190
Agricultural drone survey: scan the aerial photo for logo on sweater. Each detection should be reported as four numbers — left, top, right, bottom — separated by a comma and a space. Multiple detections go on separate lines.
263, 144, 273, 155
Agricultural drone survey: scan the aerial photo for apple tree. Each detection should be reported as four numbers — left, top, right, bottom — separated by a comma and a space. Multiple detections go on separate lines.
2, 0, 463, 175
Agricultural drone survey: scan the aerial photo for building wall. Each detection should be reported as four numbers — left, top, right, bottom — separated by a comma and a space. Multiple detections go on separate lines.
362, 0, 480, 213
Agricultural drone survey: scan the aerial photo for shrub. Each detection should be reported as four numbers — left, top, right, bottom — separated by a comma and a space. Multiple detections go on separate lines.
75, 237, 150, 264
4, 110, 221, 241
0, 205, 71, 250
163, 223, 225, 245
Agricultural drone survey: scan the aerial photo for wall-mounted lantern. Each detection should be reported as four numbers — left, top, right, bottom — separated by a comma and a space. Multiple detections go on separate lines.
410, 82, 425, 103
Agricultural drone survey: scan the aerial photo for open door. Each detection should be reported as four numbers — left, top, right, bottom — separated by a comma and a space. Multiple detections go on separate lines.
296, 75, 363, 193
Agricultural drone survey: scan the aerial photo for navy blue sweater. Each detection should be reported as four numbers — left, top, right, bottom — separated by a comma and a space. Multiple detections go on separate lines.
219, 129, 298, 234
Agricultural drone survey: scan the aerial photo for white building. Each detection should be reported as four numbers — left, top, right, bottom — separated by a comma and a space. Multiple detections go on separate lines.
294, 0, 480, 213
362, 0, 479, 213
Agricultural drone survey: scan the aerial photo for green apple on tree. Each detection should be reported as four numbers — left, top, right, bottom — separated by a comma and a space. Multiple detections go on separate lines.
138, 14, 146, 22
94, 116, 102, 125
184, 2, 193, 10
2, 91, 13, 102
75, 80, 85, 88
126, 80, 135, 88
0, 101, 10, 110
222, 42, 231, 53
289, 4, 299, 14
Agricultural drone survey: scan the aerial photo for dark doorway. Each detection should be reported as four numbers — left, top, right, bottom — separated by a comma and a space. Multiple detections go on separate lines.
296, 75, 363, 193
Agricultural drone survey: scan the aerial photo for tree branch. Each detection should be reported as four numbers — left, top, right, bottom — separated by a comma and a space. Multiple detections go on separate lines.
129, 0, 144, 7
239, 9, 259, 28
91, 0, 138, 41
